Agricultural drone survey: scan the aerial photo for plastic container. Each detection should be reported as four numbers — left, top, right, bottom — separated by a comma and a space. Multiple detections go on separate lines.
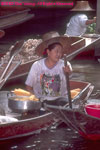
85, 104, 100, 118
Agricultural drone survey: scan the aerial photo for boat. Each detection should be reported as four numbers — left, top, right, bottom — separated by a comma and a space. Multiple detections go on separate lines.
67, 34, 100, 61
0, 34, 100, 90
74, 34, 100, 60
0, 80, 93, 141
0, 90, 55, 142
0, 8, 34, 30
0, 8, 34, 52
45, 90, 100, 141
1, 35, 100, 82
0, 40, 24, 90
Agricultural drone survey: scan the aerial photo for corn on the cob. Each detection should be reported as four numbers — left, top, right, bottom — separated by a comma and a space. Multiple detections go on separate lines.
70, 88, 81, 99
13, 88, 31, 96
73, 88, 81, 92
15, 95, 39, 101
29, 95, 39, 101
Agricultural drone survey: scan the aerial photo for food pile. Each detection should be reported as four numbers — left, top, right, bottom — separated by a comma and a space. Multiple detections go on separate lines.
1, 38, 42, 64
15, 39, 42, 63
12, 88, 39, 101
12, 88, 81, 101
70, 88, 81, 99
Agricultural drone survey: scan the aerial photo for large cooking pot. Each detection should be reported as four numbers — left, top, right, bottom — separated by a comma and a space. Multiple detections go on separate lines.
8, 95, 42, 113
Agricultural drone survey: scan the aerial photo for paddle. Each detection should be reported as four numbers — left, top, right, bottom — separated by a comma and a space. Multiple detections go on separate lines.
63, 54, 72, 109
0, 40, 24, 83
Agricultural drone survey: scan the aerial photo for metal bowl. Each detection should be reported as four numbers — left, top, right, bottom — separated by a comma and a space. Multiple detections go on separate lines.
8, 96, 42, 113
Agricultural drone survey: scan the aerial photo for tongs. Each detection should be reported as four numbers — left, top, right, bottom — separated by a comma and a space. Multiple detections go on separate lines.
0, 40, 24, 86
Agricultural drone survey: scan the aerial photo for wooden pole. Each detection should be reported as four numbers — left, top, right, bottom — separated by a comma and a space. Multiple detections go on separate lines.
64, 54, 72, 109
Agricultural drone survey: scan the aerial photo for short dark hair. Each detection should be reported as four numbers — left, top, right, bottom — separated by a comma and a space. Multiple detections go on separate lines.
43, 42, 63, 57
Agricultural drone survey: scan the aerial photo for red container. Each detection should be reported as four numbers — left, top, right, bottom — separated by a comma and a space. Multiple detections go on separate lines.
85, 104, 100, 118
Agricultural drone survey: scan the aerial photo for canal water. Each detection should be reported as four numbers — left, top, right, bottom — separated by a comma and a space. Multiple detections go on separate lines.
0, 15, 100, 149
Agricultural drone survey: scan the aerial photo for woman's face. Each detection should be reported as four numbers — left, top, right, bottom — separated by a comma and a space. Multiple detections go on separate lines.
47, 44, 63, 63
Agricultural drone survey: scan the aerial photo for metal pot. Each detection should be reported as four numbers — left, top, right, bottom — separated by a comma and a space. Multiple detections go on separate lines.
8, 95, 42, 113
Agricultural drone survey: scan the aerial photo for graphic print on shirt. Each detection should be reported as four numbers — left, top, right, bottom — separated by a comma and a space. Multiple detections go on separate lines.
41, 74, 61, 97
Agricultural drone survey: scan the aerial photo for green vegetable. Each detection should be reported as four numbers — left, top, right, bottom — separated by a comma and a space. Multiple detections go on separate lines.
86, 23, 96, 34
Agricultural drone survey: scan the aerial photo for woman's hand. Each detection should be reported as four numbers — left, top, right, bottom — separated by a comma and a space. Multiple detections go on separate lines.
63, 65, 72, 74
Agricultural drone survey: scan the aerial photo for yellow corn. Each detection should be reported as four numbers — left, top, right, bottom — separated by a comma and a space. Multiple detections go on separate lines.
73, 88, 81, 92
13, 88, 31, 96
29, 95, 39, 101
70, 88, 81, 99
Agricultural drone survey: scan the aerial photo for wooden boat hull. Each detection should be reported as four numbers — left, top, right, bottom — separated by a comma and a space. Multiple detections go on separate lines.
0, 35, 98, 95
0, 80, 92, 141
0, 8, 34, 30
0, 111, 54, 141
67, 36, 100, 60
8, 36, 100, 80
46, 97, 100, 141
1, 35, 100, 86
0, 91, 55, 141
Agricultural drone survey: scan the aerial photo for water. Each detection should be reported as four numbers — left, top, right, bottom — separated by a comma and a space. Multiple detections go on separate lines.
1, 120, 100, 150
1, 17, 100, 149
71, 59, 100, 93
0, 59, 100, 150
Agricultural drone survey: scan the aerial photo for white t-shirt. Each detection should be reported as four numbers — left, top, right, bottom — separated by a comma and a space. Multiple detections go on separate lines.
25, 58, 72, 99
65, 14, 88, 36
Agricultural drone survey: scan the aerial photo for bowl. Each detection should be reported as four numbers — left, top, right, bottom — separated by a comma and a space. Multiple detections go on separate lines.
8, 96, 41, 113
85, 104, 100, 118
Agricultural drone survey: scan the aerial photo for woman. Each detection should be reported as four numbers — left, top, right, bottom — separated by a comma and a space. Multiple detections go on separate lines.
65, 1, 96, 37
65, 14, 96, 37
25, 32, 72, 100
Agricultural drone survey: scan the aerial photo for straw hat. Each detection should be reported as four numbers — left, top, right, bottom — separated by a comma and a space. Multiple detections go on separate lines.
35, 31, 72, 56
71, 1, 95, 11
0, 30, 5, 38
